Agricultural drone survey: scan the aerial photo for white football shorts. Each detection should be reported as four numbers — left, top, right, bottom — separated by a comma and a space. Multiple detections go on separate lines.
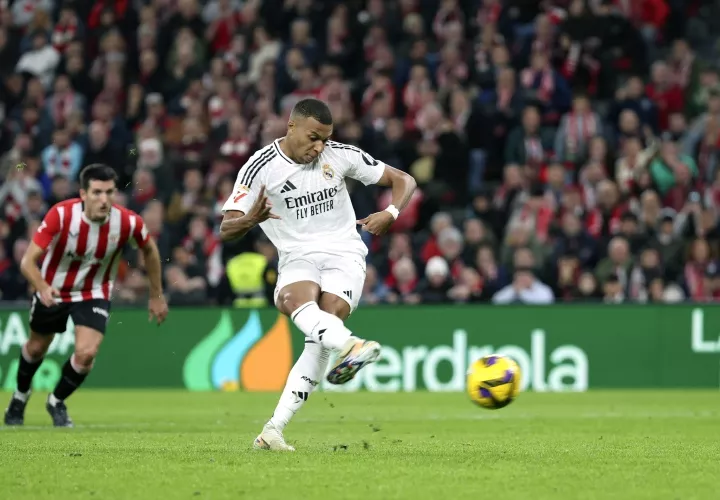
273, 249, 367, 312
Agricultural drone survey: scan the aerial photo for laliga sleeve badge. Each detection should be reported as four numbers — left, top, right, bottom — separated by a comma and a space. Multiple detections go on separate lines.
233, 184, 250, 203
322, 164, 335, 181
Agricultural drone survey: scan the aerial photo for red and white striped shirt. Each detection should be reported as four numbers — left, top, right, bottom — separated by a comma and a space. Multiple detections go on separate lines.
32, 199, 150, 303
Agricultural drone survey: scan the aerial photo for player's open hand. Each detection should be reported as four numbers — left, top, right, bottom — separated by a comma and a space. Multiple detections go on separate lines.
149, 295, 169, 325
357, 211, 395, 236
38, 285, 60, 307
248, 185, 280, 224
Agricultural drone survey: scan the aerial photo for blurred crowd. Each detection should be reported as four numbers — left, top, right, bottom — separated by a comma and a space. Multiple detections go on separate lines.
1, 0, 720, 307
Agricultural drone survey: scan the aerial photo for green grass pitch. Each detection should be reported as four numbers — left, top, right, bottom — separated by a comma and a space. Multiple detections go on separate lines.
2, 390, 719, 500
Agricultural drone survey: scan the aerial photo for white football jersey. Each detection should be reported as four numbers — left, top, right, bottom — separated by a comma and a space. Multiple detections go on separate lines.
222, 138, 385, 260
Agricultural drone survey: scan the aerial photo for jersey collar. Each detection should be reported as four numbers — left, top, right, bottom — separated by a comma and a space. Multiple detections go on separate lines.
81, 202, 110, 225
273, 138, 294, 164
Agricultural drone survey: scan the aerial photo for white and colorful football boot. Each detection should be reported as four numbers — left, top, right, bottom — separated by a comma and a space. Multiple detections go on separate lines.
326, 337, 381, 385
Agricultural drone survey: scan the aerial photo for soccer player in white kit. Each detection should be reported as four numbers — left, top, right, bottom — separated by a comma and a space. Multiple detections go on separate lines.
219, 98, 416, 451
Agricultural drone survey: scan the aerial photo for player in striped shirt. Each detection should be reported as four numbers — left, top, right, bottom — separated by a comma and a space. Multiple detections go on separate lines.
3, 164, 169, 428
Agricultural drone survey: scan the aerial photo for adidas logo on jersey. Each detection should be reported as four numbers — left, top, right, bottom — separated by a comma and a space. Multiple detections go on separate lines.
343, 290, 353, 300
280, 180, 297, 193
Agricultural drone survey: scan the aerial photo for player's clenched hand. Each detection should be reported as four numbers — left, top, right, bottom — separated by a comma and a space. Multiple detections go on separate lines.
357, 211, 395, 236
148, 295, 169, 325
247, 185, 280, 224
38, 285, 60, 307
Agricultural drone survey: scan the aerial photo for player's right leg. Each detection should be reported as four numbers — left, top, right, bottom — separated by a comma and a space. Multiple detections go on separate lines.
276, 254, 380, 383
315, 254, 381, 385
3, 331, 55, 426
317, 292, 381, 386
4, 296, 66, 426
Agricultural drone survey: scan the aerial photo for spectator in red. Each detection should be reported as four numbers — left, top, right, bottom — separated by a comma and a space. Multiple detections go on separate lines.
377, 187, 422, 233
645, 61, 684, 131
586, 180, 626, 242
420, 212, 453, 263
204, 0, 243, 54
386, 256, 421, 305
53, 6, 83, 55
682, 238, 715, 300
612, 0, 669, 46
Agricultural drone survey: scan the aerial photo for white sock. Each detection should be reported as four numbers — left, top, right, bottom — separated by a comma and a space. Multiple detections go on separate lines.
13, 390, 30, 402
48, 393, 62, 407
269, 342, 330, 431
291, 301, 353, 351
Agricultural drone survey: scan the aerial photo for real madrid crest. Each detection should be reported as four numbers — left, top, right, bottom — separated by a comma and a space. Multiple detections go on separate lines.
322, 164, 334, 181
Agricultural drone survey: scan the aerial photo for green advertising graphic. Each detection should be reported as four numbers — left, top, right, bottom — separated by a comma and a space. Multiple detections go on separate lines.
0, 305, 719, 392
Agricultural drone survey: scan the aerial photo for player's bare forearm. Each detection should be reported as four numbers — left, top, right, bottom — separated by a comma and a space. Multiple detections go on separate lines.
20, 242, 50, 292
141, 239, 164, 298
376, 166, 417, 211
219, 211, 256, 242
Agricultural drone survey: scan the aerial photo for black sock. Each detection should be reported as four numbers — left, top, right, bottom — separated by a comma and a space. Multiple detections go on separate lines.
16, 351, 44, 393
52, 358, 89, 401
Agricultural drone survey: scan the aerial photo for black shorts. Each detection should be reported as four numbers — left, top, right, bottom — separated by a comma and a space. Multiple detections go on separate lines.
29, 296, 111, 335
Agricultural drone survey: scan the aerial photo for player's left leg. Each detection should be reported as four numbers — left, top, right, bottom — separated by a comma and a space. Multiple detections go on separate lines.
4, 331, 55, 426
256, 340, 330, 451
46, 300, 110, 427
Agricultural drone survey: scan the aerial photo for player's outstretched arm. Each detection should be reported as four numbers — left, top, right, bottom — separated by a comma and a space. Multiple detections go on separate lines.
219, 185, 279, 242
141, 238, 168, 324
20, 241, 60, 307
357, 166, 417, 236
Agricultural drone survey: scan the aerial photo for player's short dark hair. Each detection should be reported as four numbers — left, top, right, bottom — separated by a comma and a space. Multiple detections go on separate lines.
80, 164, 118, 190
291, 98, 333, 125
